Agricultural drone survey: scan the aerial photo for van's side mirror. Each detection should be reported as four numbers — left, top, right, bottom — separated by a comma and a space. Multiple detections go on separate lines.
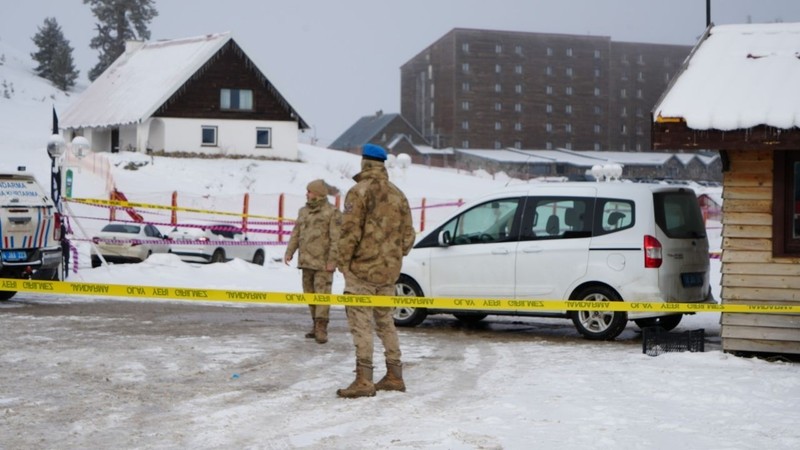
438, 230, 452, 247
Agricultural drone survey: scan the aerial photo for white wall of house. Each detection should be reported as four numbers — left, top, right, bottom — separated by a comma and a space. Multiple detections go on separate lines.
158, 118, 299, 159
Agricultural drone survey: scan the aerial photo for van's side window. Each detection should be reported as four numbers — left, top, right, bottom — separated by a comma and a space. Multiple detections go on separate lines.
522, 197, 593, 240
596, 199, 635, 235
441, 198, 521, 245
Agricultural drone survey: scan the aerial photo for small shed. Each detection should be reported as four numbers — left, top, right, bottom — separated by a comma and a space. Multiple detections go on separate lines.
329, 111, 428, 158
652, 23, 800, 355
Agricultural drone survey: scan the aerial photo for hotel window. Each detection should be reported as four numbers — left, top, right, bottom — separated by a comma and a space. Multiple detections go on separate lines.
495, 102, 502, 111
637, 72, 645, 82
201, 125, 218, 146
220, 89, 253, 111
546, 47, 553, 56
515, 84, 522, 94
495, 122, 502, 131
594, 106, 602, 115
462, 43, 470, 53
514, 141, 522, 149
637, 54, 645, 65
495, 84, 502, 93
621, 124, 628, 134
566, 67, 573, 77
461, 121, 470, 130
462, 140, 470, 149
546, 104, 553, 113
594, 124, 601, 134
636, 89, 643, 99
566, 48, 573, 57
621, 106, 628, 117
594, 68, 601, 78
461, 63, 470, 74
461, 101, 470, 111
515, 103, 523, 112
546, 141, 553, 149
546, 86, 553, 95
462, 82, 470, 92
565, 105, 573, 114
565, 124, 572, 133
546, 123, 553, 132
664, 72, 671, 83
495, 64, 502, 74
565, 86, 573, 95
620, 88, 627, 98
594, 87, 601, 96
546, 66, 553, 76
565, 142, 573, 150
494, 141, 502, 149
594, 49, 601, 59
514, 123, 522, 131
495, 44, 503, 54
515, 45, 523, 55
594, 143, 601, 151
256, 127, 272, 148
636, 107, 644, 118
515, 65, 523, 74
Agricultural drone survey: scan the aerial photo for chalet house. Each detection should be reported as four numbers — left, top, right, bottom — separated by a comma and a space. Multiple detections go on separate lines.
60, 32, 308, 159
653, 22, 800, 356
329, 111, 431, 160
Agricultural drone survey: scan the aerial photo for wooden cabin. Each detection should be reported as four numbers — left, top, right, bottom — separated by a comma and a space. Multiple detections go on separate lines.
652, 23, 800, 355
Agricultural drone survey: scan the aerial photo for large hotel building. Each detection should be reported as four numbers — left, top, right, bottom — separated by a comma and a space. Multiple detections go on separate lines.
400, 28, 692, 152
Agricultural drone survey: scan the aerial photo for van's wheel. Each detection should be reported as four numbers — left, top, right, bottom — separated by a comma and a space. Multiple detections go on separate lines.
393, 275, 428, 327
569, 285, 628, 340
252, 250, 265, 266
0, 290, 16, 301
211, 249, 225, 263
634, 314, 682, 331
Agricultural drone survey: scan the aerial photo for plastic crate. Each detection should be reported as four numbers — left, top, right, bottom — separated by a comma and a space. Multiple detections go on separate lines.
642, 327, 705, 356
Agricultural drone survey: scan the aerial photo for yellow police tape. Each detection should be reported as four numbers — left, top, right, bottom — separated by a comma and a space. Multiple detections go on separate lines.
3, 278, 800, 314
68, 197, 284, 221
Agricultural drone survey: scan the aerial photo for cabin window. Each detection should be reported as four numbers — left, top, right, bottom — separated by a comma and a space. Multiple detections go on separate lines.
256, 127, 272, 148
220, 88, 253, 111
201, 126, 217, 146
773, 151, 800, 256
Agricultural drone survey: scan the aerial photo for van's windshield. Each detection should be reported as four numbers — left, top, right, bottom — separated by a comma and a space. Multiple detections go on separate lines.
653, 191, 707, 239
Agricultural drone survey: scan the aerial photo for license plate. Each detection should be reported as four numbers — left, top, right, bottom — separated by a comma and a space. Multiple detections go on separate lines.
2, 250, 28, 262
681, 272, 704, 287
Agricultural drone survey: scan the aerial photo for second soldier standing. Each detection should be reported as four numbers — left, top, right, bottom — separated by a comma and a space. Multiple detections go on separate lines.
284, 179, 341, 344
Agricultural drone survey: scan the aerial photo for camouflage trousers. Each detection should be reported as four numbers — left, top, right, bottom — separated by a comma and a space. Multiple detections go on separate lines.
343, 280, 402, 368
302, 269, 332, 320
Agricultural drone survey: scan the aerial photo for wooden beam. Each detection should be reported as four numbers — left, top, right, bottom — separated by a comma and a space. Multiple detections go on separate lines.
653, 122, 800, 151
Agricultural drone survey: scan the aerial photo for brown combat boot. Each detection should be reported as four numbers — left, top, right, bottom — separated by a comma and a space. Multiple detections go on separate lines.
336, 365, 376, 398
304, 322, 315, 339
375, 362, 406, 392
314, 318, 329, 344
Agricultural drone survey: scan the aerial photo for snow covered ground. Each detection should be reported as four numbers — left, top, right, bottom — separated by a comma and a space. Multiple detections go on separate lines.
1, 38, 799, 449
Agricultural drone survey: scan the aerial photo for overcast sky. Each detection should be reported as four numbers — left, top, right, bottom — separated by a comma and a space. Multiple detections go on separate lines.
2, 0, 798, 146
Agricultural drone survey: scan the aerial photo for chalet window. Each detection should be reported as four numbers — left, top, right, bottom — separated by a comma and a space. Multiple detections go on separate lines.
220, 89, 253, 111
773, 151, 800, 256
256, 127, 272, 148
201, 126, 217, 146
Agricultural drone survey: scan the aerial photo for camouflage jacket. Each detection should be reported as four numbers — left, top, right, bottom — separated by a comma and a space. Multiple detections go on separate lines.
339, 160, 416, 287
284, 198, 341, 271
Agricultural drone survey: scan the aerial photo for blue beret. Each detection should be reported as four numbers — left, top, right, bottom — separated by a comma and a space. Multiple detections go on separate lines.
362, 144, 387, 161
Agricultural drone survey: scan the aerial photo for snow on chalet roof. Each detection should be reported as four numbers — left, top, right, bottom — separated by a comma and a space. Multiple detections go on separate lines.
654, 22, 800, 131
61, 33, 232, 128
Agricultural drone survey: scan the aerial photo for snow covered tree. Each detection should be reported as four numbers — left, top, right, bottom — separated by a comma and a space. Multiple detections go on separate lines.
31, 17, 79, 90
84, 0, 158, 81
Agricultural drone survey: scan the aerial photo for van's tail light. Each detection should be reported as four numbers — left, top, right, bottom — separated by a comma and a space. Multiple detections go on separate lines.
53, 212, 62, 241
644, 235, 662, 268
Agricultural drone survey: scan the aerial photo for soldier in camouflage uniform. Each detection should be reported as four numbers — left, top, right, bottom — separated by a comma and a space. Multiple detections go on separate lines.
284, 179, 341, 344
336, 144, 416, 398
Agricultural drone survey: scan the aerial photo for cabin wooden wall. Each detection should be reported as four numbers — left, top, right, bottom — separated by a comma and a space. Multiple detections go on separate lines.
721, 149, 800, 354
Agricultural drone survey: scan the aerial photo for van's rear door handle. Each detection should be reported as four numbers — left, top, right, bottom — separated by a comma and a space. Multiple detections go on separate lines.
522, 246, 543, 253
491, 248, 509, 255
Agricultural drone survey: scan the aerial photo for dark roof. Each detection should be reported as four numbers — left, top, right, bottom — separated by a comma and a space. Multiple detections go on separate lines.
329, 113, 401, 150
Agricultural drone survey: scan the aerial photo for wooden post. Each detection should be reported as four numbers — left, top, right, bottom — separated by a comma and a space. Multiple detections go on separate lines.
109, 191, 116, 221
171, 191, 178, 226
278, 193, 285, 243
242, 193, 250, 232
420, 197, 426, 232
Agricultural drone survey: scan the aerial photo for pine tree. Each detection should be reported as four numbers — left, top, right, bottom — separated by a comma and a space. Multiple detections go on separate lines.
84, 0, 158, 81
30, 17, 80, 91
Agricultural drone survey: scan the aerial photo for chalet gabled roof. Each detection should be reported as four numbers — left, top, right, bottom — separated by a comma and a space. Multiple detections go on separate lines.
61, 32, 307, 129
329, 113, 423, 150
653, 22, 800, 131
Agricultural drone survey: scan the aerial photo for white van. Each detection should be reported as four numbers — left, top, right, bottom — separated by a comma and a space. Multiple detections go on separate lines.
0, 171, 64, 300
394, 182, 714, 340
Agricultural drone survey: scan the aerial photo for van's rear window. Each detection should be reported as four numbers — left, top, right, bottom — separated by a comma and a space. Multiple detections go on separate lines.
653, 191, 706, 239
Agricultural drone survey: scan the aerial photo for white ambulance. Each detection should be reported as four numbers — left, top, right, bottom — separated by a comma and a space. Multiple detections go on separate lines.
0, 171, 64, 300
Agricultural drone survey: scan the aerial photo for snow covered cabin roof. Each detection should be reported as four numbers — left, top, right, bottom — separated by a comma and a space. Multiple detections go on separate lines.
60, 32, 307, 129
653, 22, 800, 131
